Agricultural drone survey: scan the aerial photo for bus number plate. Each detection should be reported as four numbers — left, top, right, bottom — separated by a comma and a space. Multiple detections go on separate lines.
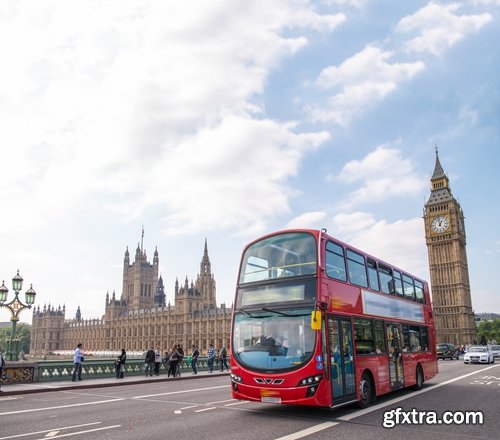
261, 396, 282, 404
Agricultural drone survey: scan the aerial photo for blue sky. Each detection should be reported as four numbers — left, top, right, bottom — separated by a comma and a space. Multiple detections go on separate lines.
1, 0, 499, 323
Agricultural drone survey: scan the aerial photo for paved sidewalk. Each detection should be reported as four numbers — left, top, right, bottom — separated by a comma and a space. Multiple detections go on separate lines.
0, 370, 230, 396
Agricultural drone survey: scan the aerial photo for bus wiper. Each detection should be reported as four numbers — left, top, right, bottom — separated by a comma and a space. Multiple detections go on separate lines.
262, 307, 292, 317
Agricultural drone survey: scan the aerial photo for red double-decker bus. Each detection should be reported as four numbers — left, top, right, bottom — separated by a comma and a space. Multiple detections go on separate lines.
230, 229, 438, 408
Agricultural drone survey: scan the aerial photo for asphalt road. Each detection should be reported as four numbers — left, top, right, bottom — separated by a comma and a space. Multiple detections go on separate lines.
0, 360, 499, 440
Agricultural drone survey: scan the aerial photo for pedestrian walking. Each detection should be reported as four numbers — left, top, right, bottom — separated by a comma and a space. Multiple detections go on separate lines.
154, 347, 161, 375
144, 347, 155, 377
219, 346, 228, 371
176, 344, 184, 377
168, 343, 179, 377
207, 343, 216, 373
71, 343, 84, 381
0, 347, 5, 392
191, 345, 199, 375
116, 349, 126, 379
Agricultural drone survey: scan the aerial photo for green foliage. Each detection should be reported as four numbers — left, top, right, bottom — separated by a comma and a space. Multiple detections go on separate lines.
476, 319, 500, 344
0, 323, 31, 354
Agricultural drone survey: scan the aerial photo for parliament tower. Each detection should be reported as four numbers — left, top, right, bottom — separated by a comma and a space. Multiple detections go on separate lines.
423, 149, 476, 345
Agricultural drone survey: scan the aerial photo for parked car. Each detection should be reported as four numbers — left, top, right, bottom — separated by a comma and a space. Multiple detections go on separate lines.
463, 346, 495, 364
436, 343, 460, 360
489, 345, 500, 359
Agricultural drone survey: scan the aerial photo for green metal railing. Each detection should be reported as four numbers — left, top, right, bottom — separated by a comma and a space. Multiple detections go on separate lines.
1, 357, 226, 384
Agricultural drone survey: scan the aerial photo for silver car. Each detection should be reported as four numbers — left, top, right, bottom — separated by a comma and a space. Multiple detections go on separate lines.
463, 346, 495, 364
489, 345, 500, 359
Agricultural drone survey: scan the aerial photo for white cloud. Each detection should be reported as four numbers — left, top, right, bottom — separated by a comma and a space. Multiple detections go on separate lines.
324, 0, 368, 8
0, 0, 337, 237
306, 46, 424, 125
331, 213, 428, 279
397, 2, 492, 56
336, 146, 426, 208
285, 211, 328, 229
153, 115, 330, 235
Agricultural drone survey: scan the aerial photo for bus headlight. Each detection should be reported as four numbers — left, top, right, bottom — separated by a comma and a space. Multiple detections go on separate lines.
297, 374, 322, 387
231, 373, 243, 383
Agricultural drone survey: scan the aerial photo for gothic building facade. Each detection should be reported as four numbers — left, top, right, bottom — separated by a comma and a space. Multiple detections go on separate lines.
30, 239, 232, 356
423, 149, 476, 345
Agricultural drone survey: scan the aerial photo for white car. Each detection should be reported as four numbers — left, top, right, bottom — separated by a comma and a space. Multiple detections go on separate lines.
489, 345, 500, 359
463, 346, 495, 364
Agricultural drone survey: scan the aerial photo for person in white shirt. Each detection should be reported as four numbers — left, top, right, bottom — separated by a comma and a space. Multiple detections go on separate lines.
71, 343, 84, 381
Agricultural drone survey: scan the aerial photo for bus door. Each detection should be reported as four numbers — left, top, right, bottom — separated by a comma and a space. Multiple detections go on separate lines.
386, 322, 404, 389
327, 315, 356, 404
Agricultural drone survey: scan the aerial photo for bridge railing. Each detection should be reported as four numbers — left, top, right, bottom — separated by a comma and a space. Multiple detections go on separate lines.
0, 357, 226, 384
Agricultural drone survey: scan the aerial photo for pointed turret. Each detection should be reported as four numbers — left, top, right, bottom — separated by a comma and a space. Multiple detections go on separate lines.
427, 146, 452, 205
200, 238, 211, 275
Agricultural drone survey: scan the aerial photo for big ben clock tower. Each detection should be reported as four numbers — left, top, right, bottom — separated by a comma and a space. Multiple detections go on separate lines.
424, 148, 476, 345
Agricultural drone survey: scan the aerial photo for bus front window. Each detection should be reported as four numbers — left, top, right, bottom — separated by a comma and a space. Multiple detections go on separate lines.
239, 232, 317, 284
233, 308, 316, 372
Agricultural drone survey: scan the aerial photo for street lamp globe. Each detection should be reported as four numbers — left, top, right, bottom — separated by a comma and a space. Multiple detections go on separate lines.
25, 284, 36, 305
0, 280, 8, 302
12, 270, 23, 291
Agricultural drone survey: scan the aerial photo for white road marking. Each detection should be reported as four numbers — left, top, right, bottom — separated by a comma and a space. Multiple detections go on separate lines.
44, 432, 59, 438
0, 423, 102, 440
134, 385, 227, 399
338, 363, 500, 421
174, 410, 182, 414
0, 399, 124, 417
0, 422, 102, 440
206, 399, 234, 405
30, 425, 121, 440
224, 401, 250, 406
194, 407, 217, 413
273, 422, 338, 440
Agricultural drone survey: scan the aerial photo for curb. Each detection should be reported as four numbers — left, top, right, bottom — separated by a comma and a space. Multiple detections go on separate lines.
0, 371, 230, 396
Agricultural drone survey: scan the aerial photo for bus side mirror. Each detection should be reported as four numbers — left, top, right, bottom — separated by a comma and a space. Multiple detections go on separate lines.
311, 311, 322, 330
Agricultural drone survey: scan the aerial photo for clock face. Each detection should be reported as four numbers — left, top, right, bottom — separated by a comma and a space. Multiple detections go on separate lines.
431, 216, 449, 233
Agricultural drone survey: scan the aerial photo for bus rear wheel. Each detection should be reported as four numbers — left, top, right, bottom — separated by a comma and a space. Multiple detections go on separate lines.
358, 372, 373, 408
414, 365, 424, 391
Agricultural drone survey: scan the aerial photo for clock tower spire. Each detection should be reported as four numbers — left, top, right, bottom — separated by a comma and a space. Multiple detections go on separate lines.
423, 148, 476, 345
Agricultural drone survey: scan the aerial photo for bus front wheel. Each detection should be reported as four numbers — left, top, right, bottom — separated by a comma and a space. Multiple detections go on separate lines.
358, 372, 374, 408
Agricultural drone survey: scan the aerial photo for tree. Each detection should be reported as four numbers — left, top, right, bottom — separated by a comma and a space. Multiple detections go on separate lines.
476, 319, 500, 344
0, 323, 32, 354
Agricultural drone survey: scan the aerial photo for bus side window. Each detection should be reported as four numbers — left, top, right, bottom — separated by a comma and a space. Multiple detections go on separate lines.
379, 265, 393, 294
367, 259, 379, 291
346, 249, 368, 288
403, 274, 416, 301
393, 270, 403, 297
326, 242, 347, 281
401, 324, 410, 352
414, 280, 425, 303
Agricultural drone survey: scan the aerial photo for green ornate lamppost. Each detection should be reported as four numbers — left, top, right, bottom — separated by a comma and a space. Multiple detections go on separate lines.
0, 271, 36, 361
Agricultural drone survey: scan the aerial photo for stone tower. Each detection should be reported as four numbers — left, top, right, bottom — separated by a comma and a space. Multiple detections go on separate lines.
121, 230, 159, 310
423, 148, 476, 345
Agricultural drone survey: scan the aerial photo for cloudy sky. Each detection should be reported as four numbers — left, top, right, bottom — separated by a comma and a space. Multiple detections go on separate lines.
1, 0, 499, 323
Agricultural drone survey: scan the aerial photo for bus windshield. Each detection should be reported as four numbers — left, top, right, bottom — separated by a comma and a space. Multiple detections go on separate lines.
232, 308, 316, 372
239, 232, 317, 284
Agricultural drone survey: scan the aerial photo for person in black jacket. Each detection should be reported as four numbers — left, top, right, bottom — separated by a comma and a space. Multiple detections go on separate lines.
115, 349, 126, 379
144, 347, 155, 377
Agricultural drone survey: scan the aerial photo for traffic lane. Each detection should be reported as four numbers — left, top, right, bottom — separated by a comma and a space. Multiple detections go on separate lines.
308, 362, 500, 440
0, 387, 339, 440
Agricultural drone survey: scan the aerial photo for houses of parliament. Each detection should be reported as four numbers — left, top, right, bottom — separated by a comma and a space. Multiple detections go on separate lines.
29, 239, 232, 356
